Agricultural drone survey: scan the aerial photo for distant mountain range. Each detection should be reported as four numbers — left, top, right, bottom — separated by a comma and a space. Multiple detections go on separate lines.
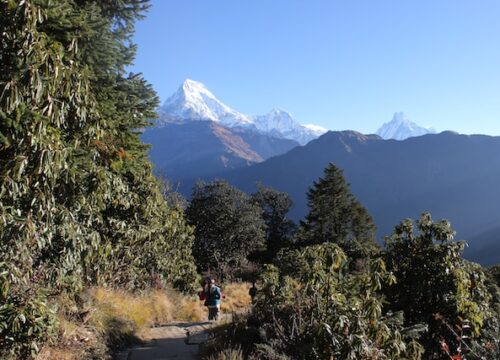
156, 79, 436, 144
145, 80, 438, 183
157, 79, 327, 145
204, 131, 500, 266
140, 80, 500, 265
143, 79, 322, 180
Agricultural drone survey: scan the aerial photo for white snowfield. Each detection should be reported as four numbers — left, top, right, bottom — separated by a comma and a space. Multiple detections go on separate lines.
158, 79, 327, 145
376, 112, 436, 141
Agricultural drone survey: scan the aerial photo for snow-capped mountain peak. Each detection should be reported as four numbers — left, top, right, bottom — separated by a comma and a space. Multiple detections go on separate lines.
253, 108, 295, 132
160, 79, 252, 126
269, 108, 293, 117
158, 79, 327, 145
376, 112, 435, 140
303, 124, 328, 135
252, 108, 326, 145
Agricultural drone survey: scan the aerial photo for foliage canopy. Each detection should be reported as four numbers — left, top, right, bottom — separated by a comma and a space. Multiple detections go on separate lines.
250, 184, 296, 264
0, 0, 197, 356
186, 180, 266, 279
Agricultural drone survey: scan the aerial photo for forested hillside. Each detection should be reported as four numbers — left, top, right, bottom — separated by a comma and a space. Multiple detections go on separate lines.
0, 1, 196, 358
199, 166, 500, 360
217, 130, 500, 265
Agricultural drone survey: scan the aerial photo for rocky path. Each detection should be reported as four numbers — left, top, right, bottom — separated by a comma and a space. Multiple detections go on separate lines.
116, 322, 213, 360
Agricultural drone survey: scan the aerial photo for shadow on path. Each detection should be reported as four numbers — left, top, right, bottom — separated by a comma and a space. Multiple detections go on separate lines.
117, 322, 213, 360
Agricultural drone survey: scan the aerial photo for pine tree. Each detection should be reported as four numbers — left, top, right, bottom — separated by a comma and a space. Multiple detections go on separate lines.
297, 163, 379, 261
251, 184, 296, 263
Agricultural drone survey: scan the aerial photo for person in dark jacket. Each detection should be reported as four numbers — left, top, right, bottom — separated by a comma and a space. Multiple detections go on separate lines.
199, 277, 222, 320
207, 278, 221, 320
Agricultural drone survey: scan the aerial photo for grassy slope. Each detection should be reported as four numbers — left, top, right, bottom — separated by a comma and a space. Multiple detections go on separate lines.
36, 283, 252, 359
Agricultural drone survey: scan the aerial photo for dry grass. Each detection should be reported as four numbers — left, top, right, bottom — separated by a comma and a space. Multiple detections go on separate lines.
157, 282, 253, 322
89, 287, 210, 338
37, 347, 85, 360
220, 282, 252, 314
178, 296, 207, 322
207, 347, 244, 360
37, 307, 104, 360
90, 287, 154, 334
37, 287, 207, 359
37, 283, 251, 359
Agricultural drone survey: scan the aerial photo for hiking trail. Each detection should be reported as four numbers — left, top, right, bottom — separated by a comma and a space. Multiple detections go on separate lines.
116, 321, 213, 360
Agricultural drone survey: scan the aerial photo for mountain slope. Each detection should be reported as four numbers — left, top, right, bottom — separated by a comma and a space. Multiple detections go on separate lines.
158, 79, 252, 127
142, 121, 298, 181
377, 112, 435, 140
253, 108, 327, 145
157, 79, 326, 145
214, 131, 500, 265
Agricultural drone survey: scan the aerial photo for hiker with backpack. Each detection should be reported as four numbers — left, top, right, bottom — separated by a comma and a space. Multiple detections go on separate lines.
198, 277, 222, 321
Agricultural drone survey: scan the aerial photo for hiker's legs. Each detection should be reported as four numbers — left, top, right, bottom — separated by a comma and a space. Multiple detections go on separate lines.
213, 305, 220, 321
208, 307, 215, 320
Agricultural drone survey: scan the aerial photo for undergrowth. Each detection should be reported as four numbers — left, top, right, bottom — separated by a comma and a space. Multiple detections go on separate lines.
36, 283, 252, 359
220, 283, 253, 314
36, 287, 206, 359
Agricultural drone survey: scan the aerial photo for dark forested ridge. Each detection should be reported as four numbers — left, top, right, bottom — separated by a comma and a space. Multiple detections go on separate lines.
209, 130, 500, 265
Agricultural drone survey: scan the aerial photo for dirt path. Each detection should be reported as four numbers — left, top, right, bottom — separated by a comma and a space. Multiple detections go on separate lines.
116, 322, 213, 360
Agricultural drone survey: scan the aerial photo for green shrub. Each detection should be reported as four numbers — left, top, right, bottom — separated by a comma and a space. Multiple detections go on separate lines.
0, 0, 197, 356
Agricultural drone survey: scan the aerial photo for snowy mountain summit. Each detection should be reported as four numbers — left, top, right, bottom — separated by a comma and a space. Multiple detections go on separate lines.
376, 112, 435, 140
253, 108, 327, 145
159, 79, 252, 127
158, 79, 326, 145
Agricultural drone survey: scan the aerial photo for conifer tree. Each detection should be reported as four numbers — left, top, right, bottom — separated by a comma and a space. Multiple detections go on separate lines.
251, 184, 296, 263
297, 163, 379, 261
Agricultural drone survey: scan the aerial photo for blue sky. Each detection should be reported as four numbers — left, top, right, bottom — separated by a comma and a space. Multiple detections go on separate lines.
131, 0, 500, 135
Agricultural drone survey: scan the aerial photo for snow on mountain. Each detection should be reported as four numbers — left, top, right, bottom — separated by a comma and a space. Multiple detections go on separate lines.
159, 79, 252, 127
158, 79, 326, 145
303, 124, 328, 135
376, 112, 435, 140
252, 109, 326, 145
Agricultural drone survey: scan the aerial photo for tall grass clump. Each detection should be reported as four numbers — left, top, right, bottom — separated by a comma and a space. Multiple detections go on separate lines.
206, 347, 244, 360
220, 283, 252, 314
36, 287, 208, 358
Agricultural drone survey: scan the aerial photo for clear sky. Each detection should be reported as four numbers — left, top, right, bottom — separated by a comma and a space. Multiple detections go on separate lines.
131, 0, 500, 135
